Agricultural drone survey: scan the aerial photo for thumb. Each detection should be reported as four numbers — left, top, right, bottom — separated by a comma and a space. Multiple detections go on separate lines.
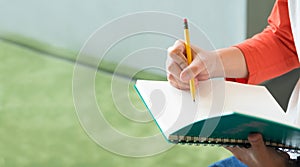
248, 133, 267, 152
180, 60, 203, 82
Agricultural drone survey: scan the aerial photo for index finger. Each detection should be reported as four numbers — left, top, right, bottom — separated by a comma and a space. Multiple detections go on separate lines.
167, 40, 188, 69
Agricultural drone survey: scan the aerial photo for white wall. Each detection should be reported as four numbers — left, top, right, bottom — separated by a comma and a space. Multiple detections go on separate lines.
0, 0, 246, 50
0, 0, 247, 73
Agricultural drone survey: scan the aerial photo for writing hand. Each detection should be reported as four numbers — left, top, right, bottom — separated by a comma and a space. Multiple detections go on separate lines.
166, 40, 220, 90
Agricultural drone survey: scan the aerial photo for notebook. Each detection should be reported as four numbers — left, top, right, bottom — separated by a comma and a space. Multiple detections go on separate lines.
134, 78, 300, 152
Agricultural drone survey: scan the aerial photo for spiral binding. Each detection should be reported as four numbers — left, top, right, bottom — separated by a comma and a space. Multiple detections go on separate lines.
168, 134, 300, 154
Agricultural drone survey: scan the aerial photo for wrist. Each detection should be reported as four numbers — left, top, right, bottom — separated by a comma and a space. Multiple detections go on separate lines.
216, 47, 248, 79
197, 50, 225, 79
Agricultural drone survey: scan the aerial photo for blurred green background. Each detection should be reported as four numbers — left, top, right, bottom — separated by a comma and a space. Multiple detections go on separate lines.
0, 0, 274, 166
0, 35, 232, 167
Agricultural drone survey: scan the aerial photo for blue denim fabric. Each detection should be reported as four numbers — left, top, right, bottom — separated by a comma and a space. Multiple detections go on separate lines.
208, 156, 248, 167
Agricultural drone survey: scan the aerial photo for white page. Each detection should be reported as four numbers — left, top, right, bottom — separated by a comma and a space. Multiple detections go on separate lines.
135, 79, 298, 138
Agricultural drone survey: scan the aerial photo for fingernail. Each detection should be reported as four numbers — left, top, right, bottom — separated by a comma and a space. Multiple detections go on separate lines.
248, 133, 261, 142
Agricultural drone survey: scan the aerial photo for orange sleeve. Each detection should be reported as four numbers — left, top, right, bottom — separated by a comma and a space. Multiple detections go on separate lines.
230, 0, 299, 84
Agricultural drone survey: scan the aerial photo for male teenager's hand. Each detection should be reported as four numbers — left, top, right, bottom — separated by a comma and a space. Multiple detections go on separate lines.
166, 40, 222, 90
226, 133, 290, 167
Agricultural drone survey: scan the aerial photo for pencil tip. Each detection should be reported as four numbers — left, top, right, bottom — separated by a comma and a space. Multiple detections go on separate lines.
193, 99, 195, 102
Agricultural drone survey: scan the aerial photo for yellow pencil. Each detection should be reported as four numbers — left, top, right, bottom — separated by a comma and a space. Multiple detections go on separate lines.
183, 18, 196, 102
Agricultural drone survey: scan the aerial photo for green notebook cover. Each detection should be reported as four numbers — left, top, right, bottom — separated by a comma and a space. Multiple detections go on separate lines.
169, 112, 300, 150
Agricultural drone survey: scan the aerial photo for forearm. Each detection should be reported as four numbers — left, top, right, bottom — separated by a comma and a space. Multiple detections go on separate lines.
231, 0, 299, 84
213, 47, 248, 79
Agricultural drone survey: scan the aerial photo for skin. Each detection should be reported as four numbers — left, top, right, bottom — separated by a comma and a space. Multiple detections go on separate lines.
226, 133, 290, 167
167, 40, 247, 90
166, 40, 291, 166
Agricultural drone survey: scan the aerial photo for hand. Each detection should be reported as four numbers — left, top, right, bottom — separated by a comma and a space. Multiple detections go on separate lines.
166, 40, 223, 90
226, 133, 290, 167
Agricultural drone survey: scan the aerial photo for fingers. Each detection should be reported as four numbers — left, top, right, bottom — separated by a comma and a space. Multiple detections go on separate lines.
275, 149, 290, 160
168, 74, 190, 90
225, 133, 291, 167
168, 40, 186, 54
224, 133, 267, 165
167, 40, 189, 89
180, 56, 205, 81
167, 57, 182, 78
167, 40, 188, 69
168, 50, 188, 70
225, 146, 248, 162
248, 133, 267, 153
167, 40, 208, 88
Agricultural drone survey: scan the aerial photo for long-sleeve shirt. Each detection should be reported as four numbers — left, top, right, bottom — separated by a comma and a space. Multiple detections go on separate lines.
231, 0, 300, 128
233, 0, 300, 84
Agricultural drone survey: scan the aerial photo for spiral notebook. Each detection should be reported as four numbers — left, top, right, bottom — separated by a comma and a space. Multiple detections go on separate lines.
134, 79, 300, 152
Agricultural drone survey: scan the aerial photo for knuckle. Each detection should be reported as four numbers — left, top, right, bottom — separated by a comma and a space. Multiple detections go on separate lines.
175, 39, 185, 46
190, 65, 199, 73
167, 46, 174, 54
167, 63, 173, 72
179, 61, 187, 69
168, 49, 179, 57
167, 73, 173, 81
169, 80, 180, 89
174, 39, 181, 45
168, 40, 185, 56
